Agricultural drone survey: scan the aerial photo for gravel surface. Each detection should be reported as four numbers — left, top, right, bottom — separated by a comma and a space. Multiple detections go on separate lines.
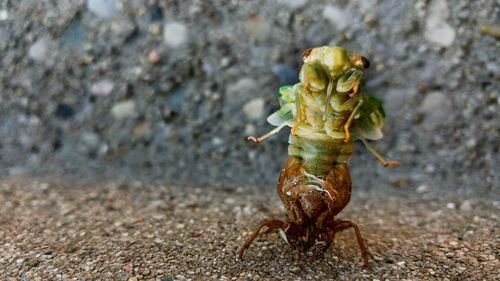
1, 177, 498, 280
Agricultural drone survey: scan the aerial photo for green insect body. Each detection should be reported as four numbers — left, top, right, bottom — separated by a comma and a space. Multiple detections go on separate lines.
250, 46, 396, 176
240, 46, 397, 264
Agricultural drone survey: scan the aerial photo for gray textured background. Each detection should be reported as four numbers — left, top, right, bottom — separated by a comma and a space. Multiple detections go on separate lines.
0, 0, 499, 192
0, 1, 499, 280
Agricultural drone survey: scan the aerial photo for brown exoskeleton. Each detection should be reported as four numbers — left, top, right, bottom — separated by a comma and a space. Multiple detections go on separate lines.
239, 157, 368, 265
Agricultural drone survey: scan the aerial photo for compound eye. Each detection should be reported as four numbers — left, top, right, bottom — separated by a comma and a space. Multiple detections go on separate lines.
360, 56, 370, 69
302, 48, 312, 60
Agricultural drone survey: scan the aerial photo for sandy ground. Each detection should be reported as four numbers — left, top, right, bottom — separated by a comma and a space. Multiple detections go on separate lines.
0, 177, 498, 280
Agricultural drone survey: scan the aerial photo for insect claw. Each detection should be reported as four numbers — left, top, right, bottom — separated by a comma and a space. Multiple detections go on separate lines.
349, 85, 358, 97
349, 85, 359, 97
247, 136, 261, 143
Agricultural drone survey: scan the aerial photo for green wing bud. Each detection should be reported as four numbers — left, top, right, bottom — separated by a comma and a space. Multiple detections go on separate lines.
278, 85, 295, 107
352, 96, 386, 140
267, 103, 296, 127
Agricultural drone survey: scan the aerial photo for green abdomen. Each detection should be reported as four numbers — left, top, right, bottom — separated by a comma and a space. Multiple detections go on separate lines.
288, 134, 354, 177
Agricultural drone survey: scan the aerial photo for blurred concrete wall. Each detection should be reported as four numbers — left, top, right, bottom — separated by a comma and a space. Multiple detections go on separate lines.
0, 0, 498, 190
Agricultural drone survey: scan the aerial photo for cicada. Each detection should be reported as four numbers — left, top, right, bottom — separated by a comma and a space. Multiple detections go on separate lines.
239, 46, 397, 266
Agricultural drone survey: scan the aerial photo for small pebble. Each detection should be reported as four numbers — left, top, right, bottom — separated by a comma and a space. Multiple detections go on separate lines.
163, 22, 188, 48
148, 50, 161, 64
220, 57, 232, 68
419, 92, 453, 127
90, 80, 114, 96
465, 138, 477, 149
87, 0, 118, 18
0, 9, 8, 21
417, 184, 428, 193
28, 37, 51, 62
202, 62, 214, 75
27, 258, 40, 267
168, 89, 184, 113
212, 137, 223, 146
243, 98, 265, 120
424, 165, 435, 174
148, 24, 162, 35
55, 104, 75, 120
147, 5, 163, 22
111, 100, 136, 119
61, 21, 86, 48
480, 24, 500, 39
322, 4, 350, 30
446, 202, 456, 209
133, 122, 150, 137
244, 124, 255, 136
424, 0, 455, 46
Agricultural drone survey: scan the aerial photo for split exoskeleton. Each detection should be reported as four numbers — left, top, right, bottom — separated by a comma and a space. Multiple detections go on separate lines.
240, 46, 397, 266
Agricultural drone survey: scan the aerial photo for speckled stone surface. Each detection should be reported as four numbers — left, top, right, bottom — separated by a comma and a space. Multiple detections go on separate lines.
0, 0, 498, 191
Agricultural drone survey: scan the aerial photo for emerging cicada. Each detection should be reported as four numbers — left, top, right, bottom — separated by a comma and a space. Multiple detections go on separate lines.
239, 46, 397, 266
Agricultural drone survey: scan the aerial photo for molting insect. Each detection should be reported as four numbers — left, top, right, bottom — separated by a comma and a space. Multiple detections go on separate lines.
239, 46, 397, 266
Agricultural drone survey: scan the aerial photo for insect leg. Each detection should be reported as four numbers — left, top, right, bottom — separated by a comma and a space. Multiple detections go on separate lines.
247, 123, 288, 143
349, 72, 363, 97
310, 230, 335, 263
343, 100, 363, 142
238, 219, 286, 259
358, 137, 398, 167
291, 120, 302, 135
291, 83, 305, 135
288, 238, 301, 261
332, 220, 369, 267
